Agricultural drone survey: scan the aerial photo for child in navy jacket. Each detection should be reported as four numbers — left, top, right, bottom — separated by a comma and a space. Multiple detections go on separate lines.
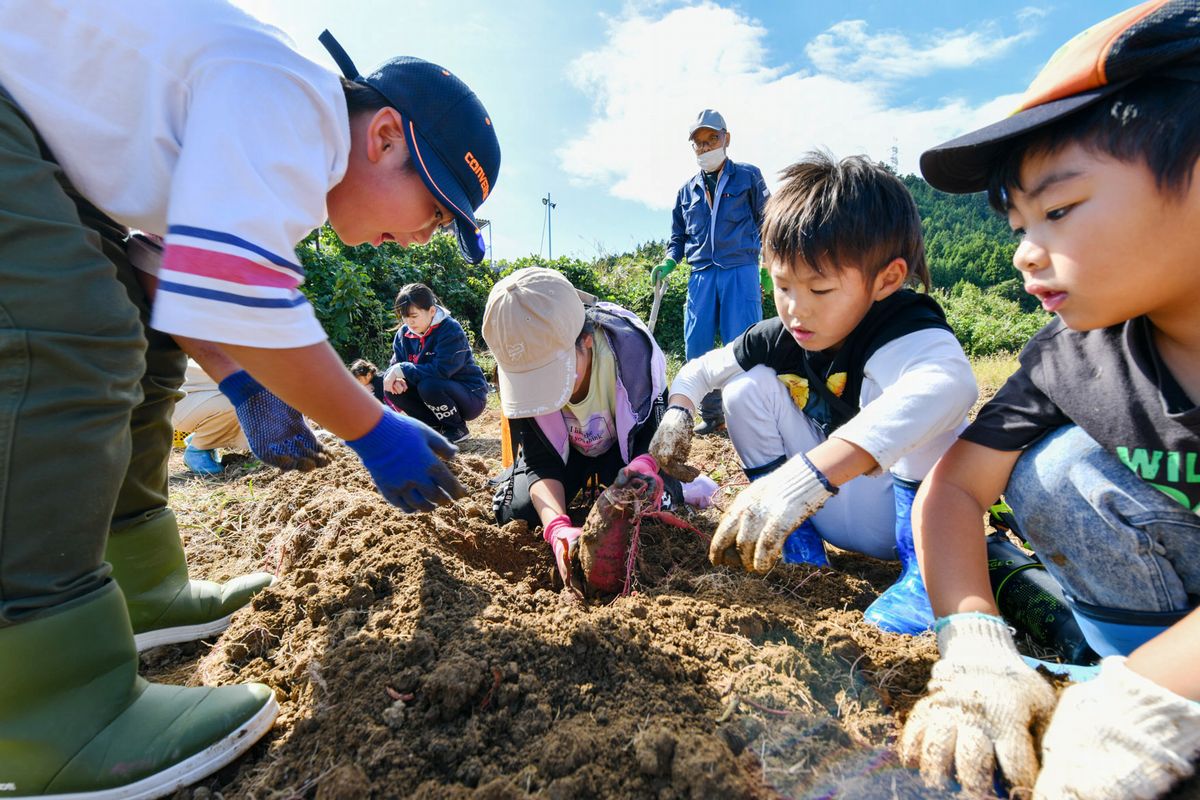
383, 283, 488, 443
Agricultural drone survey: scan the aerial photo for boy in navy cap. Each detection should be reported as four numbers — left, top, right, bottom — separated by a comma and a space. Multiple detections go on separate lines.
0, 1, 499, 796
901, 2, 1200, 797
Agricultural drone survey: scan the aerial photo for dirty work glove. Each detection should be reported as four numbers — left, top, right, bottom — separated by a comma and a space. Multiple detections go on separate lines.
345, 409, 466, 513
651, 258, 677, 285
648, 406, 699, 481
1033, 656, 1200, 800
709, 453, 835, 573
899, 613, 1057, 796
382, 363, 407, 394
219, 370, 329, 471
759, 265, 773, 294
544, 514, 584, 592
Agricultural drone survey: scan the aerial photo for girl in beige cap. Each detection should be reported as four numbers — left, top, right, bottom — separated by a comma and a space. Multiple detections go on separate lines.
483, 267, 691, 594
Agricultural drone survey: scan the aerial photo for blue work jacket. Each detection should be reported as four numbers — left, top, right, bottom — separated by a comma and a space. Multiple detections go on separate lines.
668, 159, 770, 272
389, 306, 488, 397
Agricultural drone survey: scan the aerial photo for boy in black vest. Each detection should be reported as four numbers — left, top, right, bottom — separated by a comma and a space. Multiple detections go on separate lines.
651, 152, 977, 636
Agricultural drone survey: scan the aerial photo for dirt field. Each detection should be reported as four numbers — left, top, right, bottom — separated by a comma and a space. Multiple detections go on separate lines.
150, 403, 1200, 800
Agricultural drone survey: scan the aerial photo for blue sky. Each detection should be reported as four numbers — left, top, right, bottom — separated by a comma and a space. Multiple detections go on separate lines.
234, 1, 1132, 262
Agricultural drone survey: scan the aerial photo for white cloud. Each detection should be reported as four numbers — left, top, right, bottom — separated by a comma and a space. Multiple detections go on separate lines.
559, 3, 1025, 210
806, 19, 1034, 81
1017, 6, 1052, 25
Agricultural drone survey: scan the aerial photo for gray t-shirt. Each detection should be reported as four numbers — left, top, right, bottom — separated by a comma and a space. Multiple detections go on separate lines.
964, 316, 1200, 513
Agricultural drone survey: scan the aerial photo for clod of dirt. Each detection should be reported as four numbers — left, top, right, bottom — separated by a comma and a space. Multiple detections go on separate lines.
314, 762, 371, 800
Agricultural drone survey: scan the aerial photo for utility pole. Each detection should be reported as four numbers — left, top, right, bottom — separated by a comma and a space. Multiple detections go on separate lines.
542, 193, 557, 260
476, 218, 493, 271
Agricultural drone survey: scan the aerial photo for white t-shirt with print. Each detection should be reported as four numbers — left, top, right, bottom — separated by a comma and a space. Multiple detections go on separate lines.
0, 0, 349, 348
563, 334, 618, 458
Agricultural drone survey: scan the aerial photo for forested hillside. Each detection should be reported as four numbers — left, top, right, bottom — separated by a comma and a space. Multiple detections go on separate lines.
298, 173, 1048, 367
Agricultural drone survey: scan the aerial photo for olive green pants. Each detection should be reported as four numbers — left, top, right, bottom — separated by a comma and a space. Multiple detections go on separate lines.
0, 88, 186, 626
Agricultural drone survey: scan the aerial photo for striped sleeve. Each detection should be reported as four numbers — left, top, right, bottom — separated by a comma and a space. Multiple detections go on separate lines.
149, 58, 348, 348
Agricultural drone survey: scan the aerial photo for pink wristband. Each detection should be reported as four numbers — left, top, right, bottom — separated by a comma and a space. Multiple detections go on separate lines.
543, 513, 572, 544
627, 454, 659, 476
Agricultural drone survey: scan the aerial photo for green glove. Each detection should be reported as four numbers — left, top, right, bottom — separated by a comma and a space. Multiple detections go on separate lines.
651, 258, 677, 285
760, 265, 773, 294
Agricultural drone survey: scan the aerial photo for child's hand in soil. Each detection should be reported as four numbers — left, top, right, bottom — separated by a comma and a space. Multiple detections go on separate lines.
708, 454, 834, 573
900, 613, 1056, 796
1033, 657, 1200, 800
543, 514, 584, 593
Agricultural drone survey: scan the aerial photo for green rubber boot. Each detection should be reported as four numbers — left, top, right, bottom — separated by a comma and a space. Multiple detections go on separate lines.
106, 510, 274, 651
0, 582, 277, 799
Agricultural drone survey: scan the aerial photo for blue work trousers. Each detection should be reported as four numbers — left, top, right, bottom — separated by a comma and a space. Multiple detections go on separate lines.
683, 264, 763, 361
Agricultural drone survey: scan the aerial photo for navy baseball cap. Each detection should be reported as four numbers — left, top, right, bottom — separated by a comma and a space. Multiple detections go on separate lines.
921, 0, 1200, 194
320, 31, 500, 263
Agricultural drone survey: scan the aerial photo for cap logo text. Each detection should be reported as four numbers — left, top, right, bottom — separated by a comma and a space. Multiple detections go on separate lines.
464, 152, 490, 200
506, 342, 525, 361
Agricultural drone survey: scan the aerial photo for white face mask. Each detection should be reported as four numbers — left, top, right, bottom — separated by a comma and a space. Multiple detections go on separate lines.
696, 147, 726, 173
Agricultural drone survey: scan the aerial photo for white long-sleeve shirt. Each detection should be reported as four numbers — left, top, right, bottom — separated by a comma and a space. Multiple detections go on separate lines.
672, 322, 977, 480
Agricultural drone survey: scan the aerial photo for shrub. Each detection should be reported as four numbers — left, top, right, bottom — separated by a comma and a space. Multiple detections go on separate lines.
936, 282, 1049, 358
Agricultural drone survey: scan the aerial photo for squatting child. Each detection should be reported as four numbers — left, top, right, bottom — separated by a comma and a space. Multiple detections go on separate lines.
650, 152, 977, 635
382, 282, 489, 443
901, 2, 1200, 798
483, 267, 696, 595
350, 358, 387, 402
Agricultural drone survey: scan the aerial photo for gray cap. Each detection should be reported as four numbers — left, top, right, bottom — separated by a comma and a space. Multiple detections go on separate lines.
688, 108, 727, 139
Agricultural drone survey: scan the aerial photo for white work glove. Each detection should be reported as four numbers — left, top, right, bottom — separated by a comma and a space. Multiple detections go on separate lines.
899, 613, 1057, 796
382, 363, 407, 394
1033, 656, 1200, 800
708, 453, 835, 573
648, 406, 699, 481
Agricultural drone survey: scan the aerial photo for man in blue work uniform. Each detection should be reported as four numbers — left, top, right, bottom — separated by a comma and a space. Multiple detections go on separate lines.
653, 109, 770, 434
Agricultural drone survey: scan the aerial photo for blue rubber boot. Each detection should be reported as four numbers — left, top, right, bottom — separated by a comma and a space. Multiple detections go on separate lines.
863, 478, 934, 635
745, 457, 829, 567
183, 434, 223, 475
781, 519, 830, 567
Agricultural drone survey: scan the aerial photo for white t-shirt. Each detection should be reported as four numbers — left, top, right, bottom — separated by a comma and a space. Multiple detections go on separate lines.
0, 0, 350, 348
562, 334, 618, 458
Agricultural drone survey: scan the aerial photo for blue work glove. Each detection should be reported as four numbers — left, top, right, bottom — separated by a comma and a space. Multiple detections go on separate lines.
218, 370, 329, 471
345, 409, 467, 513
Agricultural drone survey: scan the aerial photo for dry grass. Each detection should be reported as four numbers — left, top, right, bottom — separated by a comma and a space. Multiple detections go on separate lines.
969, 352, 1019, 420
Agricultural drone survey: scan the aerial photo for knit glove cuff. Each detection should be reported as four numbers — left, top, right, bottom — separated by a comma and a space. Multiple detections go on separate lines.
217, 369, 261, 406
934, 612, 1023, 667
774, 453, 837, 510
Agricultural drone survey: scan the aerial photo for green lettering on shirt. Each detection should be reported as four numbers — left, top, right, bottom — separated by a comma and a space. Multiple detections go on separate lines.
1146, 481, 1195, 511
1166, 450, 1181, 483
1117, 447, 1162, 480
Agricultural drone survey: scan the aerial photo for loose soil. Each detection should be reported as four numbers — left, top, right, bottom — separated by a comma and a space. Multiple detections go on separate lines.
149, 405, 1200, 800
